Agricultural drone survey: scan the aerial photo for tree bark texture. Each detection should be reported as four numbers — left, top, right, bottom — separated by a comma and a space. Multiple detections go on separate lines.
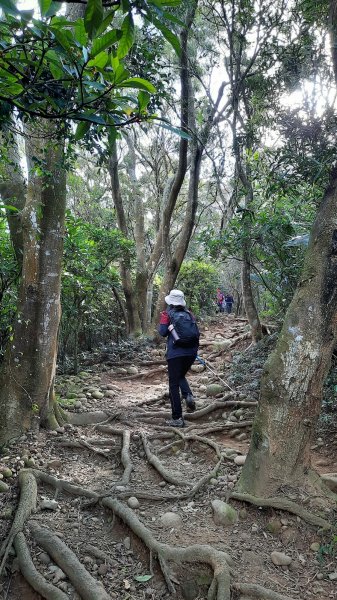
241, 232, 263, 342
0, 123, 66, 443
108, 139, 142, 335
238, 171, 337, 496
0, 127, 26, 263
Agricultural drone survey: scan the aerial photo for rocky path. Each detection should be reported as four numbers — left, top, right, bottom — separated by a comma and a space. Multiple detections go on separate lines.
0, 316, 336, 600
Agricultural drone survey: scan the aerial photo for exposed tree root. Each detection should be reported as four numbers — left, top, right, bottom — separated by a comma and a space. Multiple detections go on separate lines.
83, 544, 114, 564
65, 411, 112, 425
219, 400, 258, 408
234, 582, 297, 600
157, 438, 185, 454
101, 497, 232, 600
141, 433, 190, 486
31, 469, 100, 501
134, 401, 233, 421
29, 521, 111, 600
0, 470, 37, 575
14, 532, 68, 600
120, 429, 133, 484
94, 424, 126, 436
187, 421, 253, 434
231, 491, 332, 530
55, 437, 120, 447
158, 554, 176, 594
53, 438, 112, 458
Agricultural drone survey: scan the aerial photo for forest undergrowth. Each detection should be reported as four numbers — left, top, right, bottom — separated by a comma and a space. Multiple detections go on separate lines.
0, 315, 336, 600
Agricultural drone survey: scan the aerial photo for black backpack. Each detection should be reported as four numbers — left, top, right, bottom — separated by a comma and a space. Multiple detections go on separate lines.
168, 309, 200, 348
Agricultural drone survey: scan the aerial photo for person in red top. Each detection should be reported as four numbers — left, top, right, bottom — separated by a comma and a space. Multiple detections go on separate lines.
216, 288, 224, 313
158, 289, 198, 428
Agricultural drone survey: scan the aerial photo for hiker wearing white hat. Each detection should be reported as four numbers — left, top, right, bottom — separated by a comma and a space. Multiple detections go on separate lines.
164, 289, 186, 307
158, 289, 200, 427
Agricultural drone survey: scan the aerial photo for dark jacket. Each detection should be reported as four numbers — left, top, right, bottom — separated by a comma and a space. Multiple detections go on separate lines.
158, 308, 198, 360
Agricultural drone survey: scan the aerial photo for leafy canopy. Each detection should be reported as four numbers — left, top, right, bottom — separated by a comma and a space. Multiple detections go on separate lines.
0, 0, 181, 136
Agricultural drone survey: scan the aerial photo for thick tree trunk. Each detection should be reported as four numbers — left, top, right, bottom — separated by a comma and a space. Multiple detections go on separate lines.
238, 171, 337, 496
0, 123, 66, 443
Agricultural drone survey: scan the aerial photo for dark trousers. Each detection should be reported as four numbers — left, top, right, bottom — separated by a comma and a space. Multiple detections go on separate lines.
167, 355, 196, 419
225, 302, 233, 314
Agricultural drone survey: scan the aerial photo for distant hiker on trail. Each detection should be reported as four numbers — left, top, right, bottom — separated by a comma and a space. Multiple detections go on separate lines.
216, 288, 224, 313
224, 293, 234, 314
158, 289, 200, 428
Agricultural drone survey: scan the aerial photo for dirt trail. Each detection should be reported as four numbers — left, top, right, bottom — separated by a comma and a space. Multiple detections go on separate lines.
1, 315, 336, 600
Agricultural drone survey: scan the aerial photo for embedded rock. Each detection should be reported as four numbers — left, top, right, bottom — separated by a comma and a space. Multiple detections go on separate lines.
211, 499, 238, 526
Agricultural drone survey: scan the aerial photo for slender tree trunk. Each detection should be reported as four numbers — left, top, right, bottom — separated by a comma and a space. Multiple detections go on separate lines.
108, 139, 141, 335
153, 142, 202, 325
0, 127, 26, 263
238, 170, 337, 496
0, 123, 66, 442
241, 237, 263, 342
126, 135, 150, 328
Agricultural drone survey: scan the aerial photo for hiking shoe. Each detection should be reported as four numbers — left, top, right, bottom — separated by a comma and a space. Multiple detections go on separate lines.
185, 394, 196, 412
165, 417, 185, 428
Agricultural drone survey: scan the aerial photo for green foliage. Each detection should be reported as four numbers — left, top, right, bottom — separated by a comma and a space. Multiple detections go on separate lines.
0, 215, 19, 358
203, 144, 325, 319
0, 0, 182, 131
59, 211, 134, 364
318, 534, 337, 562
176, 260, 218, 316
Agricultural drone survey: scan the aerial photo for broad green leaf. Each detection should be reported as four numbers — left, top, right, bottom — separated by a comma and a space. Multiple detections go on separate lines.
49, 61, 64, 80
111, 55, 120, 70
146, 13, 181, 57
74, 120, 91, 140
80, 112, 106, 124
45, 49, 64, 79
87, 50, 109, 69
92, 29, 119, 56
4, 83, 24, 95
84, 0, 103, 39
74, 19, 88, 46
45, 1, 62, 17
96, 10, 115, 36
138, 91, 150, 111
50, 15, 72, 28
52, 29, 72, 52
117, 12, 134, 59
119, 77, 156, 93
0, 0, 19, 15
120, 0, 130, 13
38, 0, 52, 16
134, 575, 153, 583
113, 64, 130, 84
1, 204, 19, 212
20, 9, 34, 22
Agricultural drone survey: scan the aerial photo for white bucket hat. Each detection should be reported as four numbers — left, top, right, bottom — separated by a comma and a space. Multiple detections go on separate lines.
165, 289, 186, 307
